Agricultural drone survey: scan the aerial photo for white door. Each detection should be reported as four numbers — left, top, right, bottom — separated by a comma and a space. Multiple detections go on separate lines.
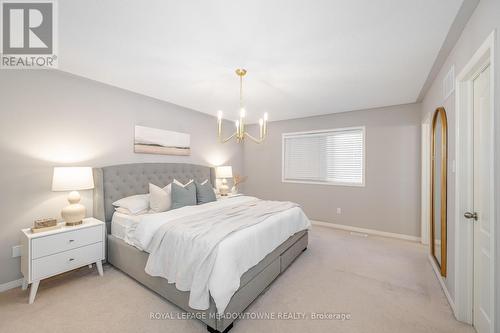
472, 64, 493, 333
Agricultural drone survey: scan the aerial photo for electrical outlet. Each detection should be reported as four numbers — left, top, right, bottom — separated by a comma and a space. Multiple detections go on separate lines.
12, 245, 22, 258
336, 208, 342, 215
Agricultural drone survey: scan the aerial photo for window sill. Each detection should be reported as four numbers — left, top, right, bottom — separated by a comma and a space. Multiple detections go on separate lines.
281, 179, 365, 187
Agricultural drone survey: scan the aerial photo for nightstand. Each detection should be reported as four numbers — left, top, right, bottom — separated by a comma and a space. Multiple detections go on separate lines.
20, 217, 105, 304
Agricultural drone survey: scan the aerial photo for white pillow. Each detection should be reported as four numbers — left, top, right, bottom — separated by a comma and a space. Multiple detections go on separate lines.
173, 179, 193, 187
114, 207, 149, 216
149, 183, 172, 213
112, 194, 150, 214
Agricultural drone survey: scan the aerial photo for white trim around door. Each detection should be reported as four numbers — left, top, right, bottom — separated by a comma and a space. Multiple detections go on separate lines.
454, 30, 496, 331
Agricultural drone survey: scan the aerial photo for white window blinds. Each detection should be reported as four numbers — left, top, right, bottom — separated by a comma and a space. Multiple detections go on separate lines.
282, 127, 365, 186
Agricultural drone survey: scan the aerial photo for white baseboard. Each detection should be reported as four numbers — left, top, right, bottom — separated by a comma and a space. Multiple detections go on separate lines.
0, 278, 23, 293
311, 220, 421, 242
428, 254, 457, 316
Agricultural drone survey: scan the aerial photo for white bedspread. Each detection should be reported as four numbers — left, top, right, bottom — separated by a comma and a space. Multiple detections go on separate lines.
129, 196, 310, 314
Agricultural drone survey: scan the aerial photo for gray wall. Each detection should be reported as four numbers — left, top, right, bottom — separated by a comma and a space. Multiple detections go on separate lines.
0, 70, 243, 285
420, 0, 500, 322
244, 103, 421, 237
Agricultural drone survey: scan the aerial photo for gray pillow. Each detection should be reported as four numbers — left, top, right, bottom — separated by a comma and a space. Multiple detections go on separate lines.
171, 182, 197, 209
195, 180, 216, 205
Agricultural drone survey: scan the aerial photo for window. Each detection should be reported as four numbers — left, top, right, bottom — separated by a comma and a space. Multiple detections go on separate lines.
282, 127, 365, 186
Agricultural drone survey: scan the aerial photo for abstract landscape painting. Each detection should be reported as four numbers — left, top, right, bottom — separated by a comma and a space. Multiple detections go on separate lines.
134, 125, 191, 156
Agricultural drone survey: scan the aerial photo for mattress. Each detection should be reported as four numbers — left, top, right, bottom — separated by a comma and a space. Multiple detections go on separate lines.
110, 197, 231, 246
111, 212, 143, 247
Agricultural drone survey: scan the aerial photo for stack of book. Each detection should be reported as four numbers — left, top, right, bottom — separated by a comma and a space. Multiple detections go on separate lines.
31, 218, 60, 233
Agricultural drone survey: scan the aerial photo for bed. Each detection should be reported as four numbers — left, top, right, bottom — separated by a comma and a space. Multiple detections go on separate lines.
92, 163, 309, 333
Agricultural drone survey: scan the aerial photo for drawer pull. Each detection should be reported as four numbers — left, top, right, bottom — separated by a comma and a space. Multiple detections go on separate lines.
68, 258, 75, 261
69, 240, 75, 243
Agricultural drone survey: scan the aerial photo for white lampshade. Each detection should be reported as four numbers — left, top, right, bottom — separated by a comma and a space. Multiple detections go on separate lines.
52, 167, 94, 192
216, 166, 233, 179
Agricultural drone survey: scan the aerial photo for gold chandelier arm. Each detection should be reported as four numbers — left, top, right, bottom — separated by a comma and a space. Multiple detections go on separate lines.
244, 132, 264, 144
219, 132, 237, 143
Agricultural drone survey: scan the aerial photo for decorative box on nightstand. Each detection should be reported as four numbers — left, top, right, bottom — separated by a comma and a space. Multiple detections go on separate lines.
20, 217, 105, 304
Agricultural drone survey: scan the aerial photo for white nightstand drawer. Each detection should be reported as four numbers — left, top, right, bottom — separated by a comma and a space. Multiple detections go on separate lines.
32, 242, 103, 281
32, 225, 103, 259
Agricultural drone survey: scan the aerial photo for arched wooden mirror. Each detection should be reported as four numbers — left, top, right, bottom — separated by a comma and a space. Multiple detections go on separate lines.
431, 107, 447, 277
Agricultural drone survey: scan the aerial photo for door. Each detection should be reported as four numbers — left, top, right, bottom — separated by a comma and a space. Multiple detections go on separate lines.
472, 64, 492, 333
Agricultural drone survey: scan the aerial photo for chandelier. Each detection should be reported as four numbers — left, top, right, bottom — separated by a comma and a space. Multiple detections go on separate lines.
217, 69, 268, 144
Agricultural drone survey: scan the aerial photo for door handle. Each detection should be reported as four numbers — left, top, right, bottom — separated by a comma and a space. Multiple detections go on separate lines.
464, 212, 478, 221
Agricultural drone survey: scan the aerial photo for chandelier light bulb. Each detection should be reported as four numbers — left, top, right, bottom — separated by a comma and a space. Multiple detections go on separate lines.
240, 108, 246, 118
264, 112, 268, 121
217, 110, 223, 119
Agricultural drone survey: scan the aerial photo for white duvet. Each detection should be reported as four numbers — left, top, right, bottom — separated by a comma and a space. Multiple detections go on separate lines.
125, 196, 311, 314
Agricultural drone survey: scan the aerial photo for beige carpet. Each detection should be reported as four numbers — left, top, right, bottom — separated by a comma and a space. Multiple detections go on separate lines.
0, 226, 474, 333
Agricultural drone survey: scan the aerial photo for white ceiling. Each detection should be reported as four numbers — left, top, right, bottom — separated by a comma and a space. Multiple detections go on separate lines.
59, 0, 463, 122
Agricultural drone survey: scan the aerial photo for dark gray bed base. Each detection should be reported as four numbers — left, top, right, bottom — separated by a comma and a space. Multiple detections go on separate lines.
107, 230, 308, 332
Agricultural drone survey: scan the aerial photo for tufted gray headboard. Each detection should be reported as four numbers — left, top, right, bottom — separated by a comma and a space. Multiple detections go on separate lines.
93, 163, 215, 223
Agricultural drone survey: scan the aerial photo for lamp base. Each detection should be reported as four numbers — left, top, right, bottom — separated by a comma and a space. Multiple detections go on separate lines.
219, 183, 229, 196
61, 191, 86, 226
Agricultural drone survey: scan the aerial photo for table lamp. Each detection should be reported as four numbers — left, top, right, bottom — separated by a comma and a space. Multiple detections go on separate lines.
216, 166, 233, 196
52, 167, 94, 226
